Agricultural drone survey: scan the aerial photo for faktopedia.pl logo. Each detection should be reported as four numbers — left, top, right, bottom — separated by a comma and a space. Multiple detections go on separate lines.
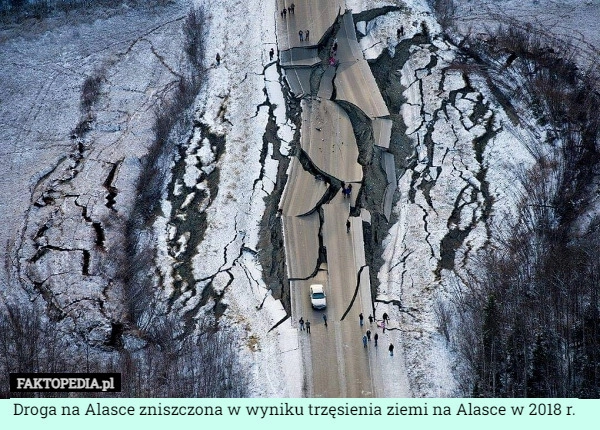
9, 373, 121, 392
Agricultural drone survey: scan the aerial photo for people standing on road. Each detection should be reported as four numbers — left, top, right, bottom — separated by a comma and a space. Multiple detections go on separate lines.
299, 317, 305, 331
306, 320, 311, 333
374, 332, 379, 347
368, 314, 373, 324
363, 334, 368, 348
366, 329, 371, 341
269, 48, 274, 61
323, 314, 328, 327
298, 30, 303, 42
215, 53, 221, 65
305, 30, 309, 42
346, 219, 351, 233
359, 313, 364, 326
389, 343, 394, 356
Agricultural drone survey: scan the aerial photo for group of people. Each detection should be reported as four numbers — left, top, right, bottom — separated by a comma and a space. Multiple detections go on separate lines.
298, 317, 311, 333
279, 4, 310, 44
361, 312, 393, 355
299, 314, 328, 333
298, 29, 310, 42
397, 26, 404, 39
300, 312, 394, 356
280, 3, 295, 19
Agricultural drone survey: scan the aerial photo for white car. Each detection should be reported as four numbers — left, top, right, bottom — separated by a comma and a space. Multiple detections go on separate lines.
309, 284, 327, 309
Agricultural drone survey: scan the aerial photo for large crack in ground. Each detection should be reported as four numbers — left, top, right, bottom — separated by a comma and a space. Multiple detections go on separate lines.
11, 15, 194, 347
164, 122, 226, 311
258, 69, 299, 313
365, 34, 432, 305
15, 72, 122, 344
365, 23, 501, 319
164, 54, 300, 325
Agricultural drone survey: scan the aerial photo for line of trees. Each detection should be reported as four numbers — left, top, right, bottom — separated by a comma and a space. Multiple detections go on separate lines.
119, 5, 206, 329
440, 26, 600, 397
0, 300, 249, 397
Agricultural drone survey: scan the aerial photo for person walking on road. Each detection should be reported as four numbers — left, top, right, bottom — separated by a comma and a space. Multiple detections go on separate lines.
359, 313, 364, 326
374, 332, 379, 347
305, 29, 309, 42
299, 30, 304, 42
282, 8, 287, 19
382, 320, 386, 333
346, 219, 351, 233
290, 3, 295, 14
323, 314, 328, 327
389, 343, 394, 356
299, 317, 304, 331
342, 183, 352, 198
215, 53, 221, 65
363, 334, 368, 348
269, 48, 274, 61
383, 312, 389, 323
306, 320, 311, 334
366, 329, 371, 341
368, 314, 373, 324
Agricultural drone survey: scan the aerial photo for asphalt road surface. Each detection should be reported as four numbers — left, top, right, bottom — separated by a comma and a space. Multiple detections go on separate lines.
277, 0, 397, 398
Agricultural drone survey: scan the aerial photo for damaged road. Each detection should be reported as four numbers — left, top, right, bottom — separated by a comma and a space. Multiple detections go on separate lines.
276, 0, 410, 398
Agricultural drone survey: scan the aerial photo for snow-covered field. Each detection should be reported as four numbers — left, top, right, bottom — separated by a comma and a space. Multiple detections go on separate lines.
452, 0, 600, 65
1, 2, 190, 337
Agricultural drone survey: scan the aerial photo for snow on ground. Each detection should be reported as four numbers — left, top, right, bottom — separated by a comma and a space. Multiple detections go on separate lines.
353, 0, 600, 397
452, 0, 600, 66
353, 0, 553, 396
153, 0, 301, 397
1, 0, 299, 397
1, 1, 190, 341
355, 0, 441, 60
3, 0, 596, 398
